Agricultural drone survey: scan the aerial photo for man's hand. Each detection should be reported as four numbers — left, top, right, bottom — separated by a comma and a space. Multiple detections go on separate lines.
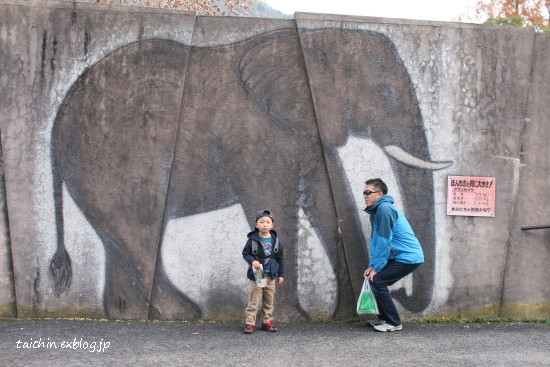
251, 260, 262, 269
364, 267, 378, 281
277, 277, 284, 285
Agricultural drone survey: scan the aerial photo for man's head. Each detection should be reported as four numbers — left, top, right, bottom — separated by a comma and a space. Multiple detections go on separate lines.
364, 178, 387, 208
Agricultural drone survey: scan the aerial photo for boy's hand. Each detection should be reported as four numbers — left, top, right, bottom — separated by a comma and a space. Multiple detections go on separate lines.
277, 277, 284, 285
251, 260, 262, 269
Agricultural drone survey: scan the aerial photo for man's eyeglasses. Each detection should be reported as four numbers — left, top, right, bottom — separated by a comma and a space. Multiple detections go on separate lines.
363, 190, 380, 196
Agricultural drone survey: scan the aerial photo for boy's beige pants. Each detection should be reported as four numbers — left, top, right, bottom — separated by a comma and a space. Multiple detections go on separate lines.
245, 276, 276, 325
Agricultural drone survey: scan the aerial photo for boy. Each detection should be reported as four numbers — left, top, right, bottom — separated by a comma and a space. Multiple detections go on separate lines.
242, 209, 285, 334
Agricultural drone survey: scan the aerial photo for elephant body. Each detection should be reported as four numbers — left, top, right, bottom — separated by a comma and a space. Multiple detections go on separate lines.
50, 27, 442, 320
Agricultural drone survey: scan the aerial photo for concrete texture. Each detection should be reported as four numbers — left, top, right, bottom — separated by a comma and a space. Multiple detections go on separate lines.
0, 135, 16, 317
1, 320, 549, 367
148, 16, 349, 321
297, 15, 446, 314
501, 33, 550, 317
0, 0, 548, 321
0, 0, 195, 319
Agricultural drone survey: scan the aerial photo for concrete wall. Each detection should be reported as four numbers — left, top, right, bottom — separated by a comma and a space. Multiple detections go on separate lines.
0, 0, 548, 321
501, 33, 550, 318
0, 133, 16, 317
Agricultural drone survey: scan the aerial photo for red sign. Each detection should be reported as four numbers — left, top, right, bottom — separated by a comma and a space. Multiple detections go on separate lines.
447, 176, 496, 217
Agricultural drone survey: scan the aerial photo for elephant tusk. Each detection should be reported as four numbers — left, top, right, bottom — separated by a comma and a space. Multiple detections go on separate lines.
384, 145, 453, 170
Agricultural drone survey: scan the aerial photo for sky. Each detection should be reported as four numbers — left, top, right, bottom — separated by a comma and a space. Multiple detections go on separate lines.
263, 0, 482, 22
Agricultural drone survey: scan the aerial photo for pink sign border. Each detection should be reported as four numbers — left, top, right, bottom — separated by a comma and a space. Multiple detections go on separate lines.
447, 176, 496, 217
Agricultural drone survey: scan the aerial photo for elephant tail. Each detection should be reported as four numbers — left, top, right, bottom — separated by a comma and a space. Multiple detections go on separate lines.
49, 148, 72, 296
50, 248, 72, 297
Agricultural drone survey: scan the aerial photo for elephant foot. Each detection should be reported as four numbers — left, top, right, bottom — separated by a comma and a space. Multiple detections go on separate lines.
148, 273, 202, 321
102, 259, 152, 319
104, 294, 150, 320
273, 302, 309, 323
148, 295, 202, 321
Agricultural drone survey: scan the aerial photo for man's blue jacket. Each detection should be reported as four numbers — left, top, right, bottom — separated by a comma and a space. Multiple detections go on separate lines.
364, 195, 424, 272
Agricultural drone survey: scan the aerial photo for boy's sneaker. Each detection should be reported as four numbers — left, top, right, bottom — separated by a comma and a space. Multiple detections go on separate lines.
261, 321, 278, 332
367, 319, 386, 327
374, 323, 402, 332
243, 325, 255, 334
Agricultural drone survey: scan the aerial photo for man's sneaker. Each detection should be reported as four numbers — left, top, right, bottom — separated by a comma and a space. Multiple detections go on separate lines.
261, 321, 278, 332
367, 319, 386, 327
243, 325, 255, 334
374, 323, 402, 332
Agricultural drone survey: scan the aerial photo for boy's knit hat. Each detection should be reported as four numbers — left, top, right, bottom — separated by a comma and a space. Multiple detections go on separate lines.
255, 209, 274, 222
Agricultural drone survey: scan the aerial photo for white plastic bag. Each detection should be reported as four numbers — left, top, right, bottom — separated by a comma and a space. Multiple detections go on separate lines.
254, 264, 267, 288
356, 278, 379, 315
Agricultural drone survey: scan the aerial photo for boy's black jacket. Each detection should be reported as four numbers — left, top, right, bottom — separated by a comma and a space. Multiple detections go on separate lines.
242, 229, 284, 281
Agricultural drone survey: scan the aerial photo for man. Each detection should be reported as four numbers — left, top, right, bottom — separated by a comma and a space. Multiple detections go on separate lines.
363, 178, 424, 332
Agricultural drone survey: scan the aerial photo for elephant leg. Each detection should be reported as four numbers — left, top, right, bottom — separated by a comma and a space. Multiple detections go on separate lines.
148, 260, 202, 321
148, 222, 202, 320
102, 239, 151, 320
301, 162, 359, 319
50, 39, 190, 319
390, 164, 435, 312
237, 181, 309, 322
321, 150, 372, 299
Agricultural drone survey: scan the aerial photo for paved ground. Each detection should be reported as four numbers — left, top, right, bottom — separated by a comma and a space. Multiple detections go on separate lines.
1, 320, 548, 366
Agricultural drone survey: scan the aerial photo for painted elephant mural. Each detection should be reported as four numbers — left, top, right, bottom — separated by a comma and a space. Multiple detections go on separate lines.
297, 28, 452, 312
49, 27, 450, 320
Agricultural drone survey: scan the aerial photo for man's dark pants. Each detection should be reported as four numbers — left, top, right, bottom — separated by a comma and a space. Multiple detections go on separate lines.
369, 260, 421, 326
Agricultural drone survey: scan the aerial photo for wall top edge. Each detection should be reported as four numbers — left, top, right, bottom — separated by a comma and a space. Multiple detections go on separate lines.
2, 0, 538, 35
0, 0, 195, 16
534, 32, 550, 39
294, 11, 536, 33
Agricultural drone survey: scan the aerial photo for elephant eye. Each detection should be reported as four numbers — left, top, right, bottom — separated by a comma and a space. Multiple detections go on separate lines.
378, 83, 397, 102
376, 83, 404, 115
314, 48, 331, 67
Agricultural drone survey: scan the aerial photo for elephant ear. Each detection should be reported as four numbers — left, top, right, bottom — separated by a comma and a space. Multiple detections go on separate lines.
238, 30, 318, 137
